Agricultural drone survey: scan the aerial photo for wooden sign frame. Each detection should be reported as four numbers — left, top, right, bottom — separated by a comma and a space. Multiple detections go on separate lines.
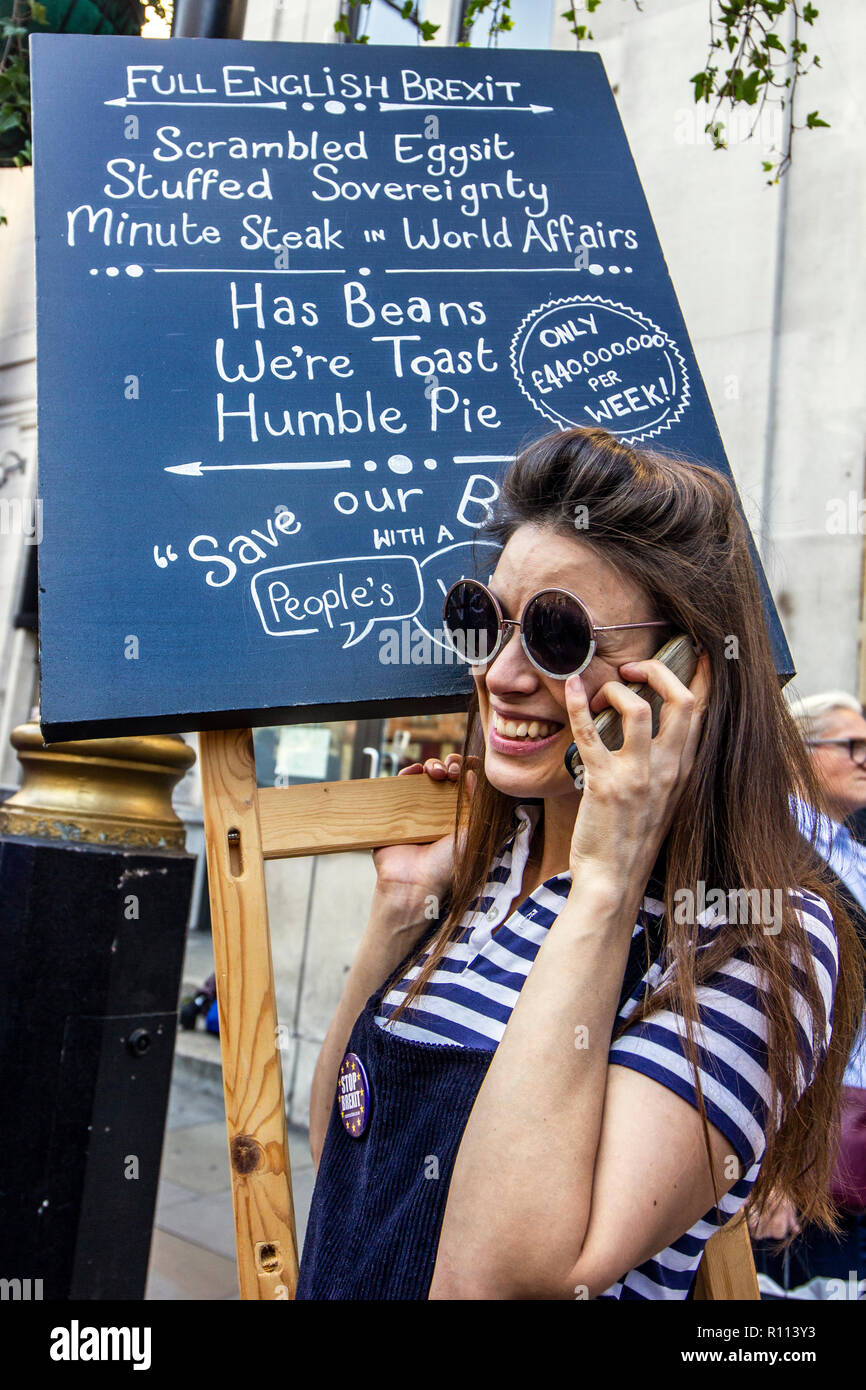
198, 725, 759, 1301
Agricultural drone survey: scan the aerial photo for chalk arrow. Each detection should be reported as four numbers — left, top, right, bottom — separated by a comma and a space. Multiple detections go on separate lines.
453, 455, 515, 464
378, 102, 552, 114
105, 97, 288, 109
166, 460, 352, 475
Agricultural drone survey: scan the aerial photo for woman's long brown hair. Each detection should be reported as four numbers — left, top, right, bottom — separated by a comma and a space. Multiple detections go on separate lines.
388, 425, 866, 1232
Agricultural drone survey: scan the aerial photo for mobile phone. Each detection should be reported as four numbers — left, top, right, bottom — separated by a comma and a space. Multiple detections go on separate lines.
563, 634, 700, 785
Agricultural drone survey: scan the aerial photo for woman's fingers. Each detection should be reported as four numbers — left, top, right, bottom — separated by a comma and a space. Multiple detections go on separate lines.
616, 656, 698, 740
397, 753, 478, 795
564, 672, 612, 774
616, 654, 707, 765
585, 675, 657, 757
679, 650, 711, 768
748, 1194, 800, 1241
398, 756, 466, 781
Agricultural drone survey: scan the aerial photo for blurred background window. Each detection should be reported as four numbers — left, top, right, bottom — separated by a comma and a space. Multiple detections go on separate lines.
253, 710, 468, 787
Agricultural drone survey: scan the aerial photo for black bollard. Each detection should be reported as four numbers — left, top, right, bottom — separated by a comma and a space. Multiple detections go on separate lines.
0, 722, 196, 1300
171, 0, 248, 39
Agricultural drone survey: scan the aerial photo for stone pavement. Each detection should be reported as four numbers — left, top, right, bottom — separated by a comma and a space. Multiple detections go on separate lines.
145, 931, 316, 1300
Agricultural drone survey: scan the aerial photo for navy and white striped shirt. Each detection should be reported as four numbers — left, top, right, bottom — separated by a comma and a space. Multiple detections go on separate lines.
375, 802, 838, 1300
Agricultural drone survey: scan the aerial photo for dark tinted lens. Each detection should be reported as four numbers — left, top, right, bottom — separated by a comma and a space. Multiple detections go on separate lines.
523, 591, 592, 676
443, 581, 499, 664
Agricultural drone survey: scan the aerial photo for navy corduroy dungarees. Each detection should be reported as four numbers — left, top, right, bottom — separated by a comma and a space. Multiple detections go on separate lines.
296, 910, 663, 1300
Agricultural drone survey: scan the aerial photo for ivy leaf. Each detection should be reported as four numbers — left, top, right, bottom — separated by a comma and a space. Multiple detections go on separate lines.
28, 2, 48, 24
805, 110, 829, 128
419, 19, 440, 39
0, 107, 25, 133
764, 32, 785, 52
803, 3, 818, 22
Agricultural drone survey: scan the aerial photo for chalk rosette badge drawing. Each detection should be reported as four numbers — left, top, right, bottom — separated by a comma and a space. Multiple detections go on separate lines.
510, 297, 690, 443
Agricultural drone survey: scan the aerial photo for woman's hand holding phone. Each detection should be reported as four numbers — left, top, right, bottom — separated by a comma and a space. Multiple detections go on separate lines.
563, 651, 711, 914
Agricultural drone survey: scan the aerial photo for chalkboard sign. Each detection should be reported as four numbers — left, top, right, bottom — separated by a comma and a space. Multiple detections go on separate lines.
30, 36, 791, 740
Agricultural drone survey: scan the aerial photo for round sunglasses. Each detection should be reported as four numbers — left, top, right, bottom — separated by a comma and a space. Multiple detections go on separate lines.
442, 578, 670, 680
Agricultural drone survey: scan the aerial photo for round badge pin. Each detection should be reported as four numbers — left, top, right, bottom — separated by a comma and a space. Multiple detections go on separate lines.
338, 1052, 371, 1138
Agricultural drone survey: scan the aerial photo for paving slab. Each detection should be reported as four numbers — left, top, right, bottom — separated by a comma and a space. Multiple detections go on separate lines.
145, 1229, 240, 1301
290, 1163, 316, 1255
154, 1178, 201, 1215
160, 1120, 233, 1195
165, 1072, 225, 1130
156, 1188, 236, 1262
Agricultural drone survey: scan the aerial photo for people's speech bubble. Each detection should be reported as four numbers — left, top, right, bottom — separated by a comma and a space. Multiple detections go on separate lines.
413, 540, 503, 652
510, 296, 690, 443
251, 555, 423, 647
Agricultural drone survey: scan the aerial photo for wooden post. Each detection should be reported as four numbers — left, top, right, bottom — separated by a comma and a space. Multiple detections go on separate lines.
198, 727, 298, 1301
693, 1214, 760, 1300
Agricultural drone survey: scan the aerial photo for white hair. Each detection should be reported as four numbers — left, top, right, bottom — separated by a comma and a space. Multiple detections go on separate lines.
785, 689, 863, 741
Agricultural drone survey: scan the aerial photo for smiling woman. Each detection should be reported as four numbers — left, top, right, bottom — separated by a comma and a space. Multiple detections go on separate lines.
296, 425, 865, 1302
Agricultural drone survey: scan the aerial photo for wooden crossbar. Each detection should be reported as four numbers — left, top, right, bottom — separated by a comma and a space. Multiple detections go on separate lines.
198, 726, 759, 1301
257, 774, 459, 859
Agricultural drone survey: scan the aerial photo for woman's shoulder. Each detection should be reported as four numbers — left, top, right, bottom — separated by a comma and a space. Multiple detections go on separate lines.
787, 886, 840, 990
691, 884, 837, 943
783, 885, 839, 964
694, 885, 838, 978
788, 884, 836, 930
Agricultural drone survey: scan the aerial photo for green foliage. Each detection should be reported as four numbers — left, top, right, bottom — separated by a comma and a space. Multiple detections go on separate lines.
560, 0, 603, 47
336, 0, 827, 185
0, 0, 46, 173
1, 0, 164, 189
458, 0, 513, 45
334, 0, 439, 45
561, 11, 594, 44
688, 0, 828, 182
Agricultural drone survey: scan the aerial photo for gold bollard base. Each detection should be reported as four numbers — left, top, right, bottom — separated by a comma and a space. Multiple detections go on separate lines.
0, 722, 196, 851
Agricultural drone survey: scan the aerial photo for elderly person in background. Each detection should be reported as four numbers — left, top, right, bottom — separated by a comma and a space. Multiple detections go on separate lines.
749, 690, 866, 1299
